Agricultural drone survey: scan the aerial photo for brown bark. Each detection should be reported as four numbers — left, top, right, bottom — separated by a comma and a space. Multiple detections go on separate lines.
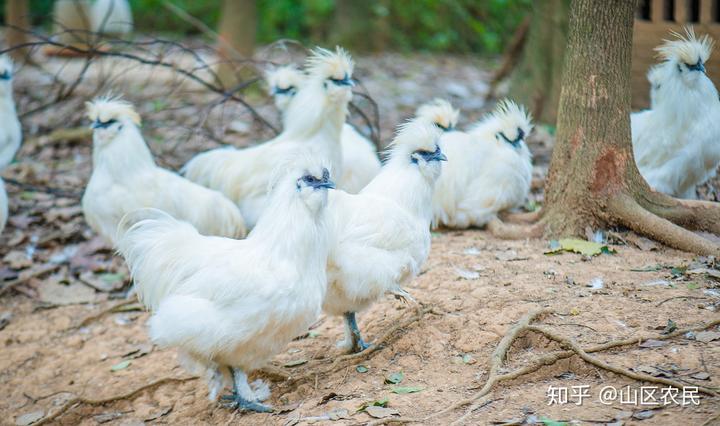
217, 0, 256, 87
509, 0, 570, 124
501, 0, 720, 256
5, 0, 30, 61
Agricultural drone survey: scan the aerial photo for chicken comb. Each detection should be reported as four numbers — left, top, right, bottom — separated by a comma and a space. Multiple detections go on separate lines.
655, 26, 714, 64
305, 46, 354, 81
86, 95, 141, 126
265, 64, 306, 93
415, 98, 460, 131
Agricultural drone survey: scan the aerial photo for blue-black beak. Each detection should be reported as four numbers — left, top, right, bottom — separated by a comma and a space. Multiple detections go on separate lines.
0, 71, 11, 81
435, 123, 454, 132
331, 73, 354, 87
303, 168, 336, 190
499, 128, 525, 148
91, 119, 117, 129
688, 60, 706, 73
273, 85, 296, 96
420, 145, 447, 162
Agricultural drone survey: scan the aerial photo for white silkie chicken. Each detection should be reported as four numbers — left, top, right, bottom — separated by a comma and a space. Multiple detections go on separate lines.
184, 48, 354, 226
632, 28, 720, 199
0, 55, 21, 169
117, 157, 334, 412
82, 98, 247, 244
432, 99, 534, 229
265, 63, 381, 193
0, 55, 21, 235
325, 117, 445, 352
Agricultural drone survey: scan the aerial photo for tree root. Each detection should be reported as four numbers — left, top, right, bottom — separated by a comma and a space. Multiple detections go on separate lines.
498, 209, 543, 224
66, 300, 140, 331
35, 377, 196, 425
526, 325, 718, 395
640, 193, 720, 236
368, 311, 720, 425
280, 305, 434, 389
608, 194, 720, 256
486, 217, 546, 240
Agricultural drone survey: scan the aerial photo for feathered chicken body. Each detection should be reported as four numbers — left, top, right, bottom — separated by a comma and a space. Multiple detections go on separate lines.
82, 98, 246, 244
266, 64, 381, 193
117, 157, 334, 411
0, 55, 21, 169
632, 27, 720, 199
324, 117, 445, 352
432, 99, 534, 229
184, 48, 353, 227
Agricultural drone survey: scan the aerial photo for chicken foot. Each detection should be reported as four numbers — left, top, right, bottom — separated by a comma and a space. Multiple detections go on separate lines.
344, 312, 372, 353
220, 367, 273, 413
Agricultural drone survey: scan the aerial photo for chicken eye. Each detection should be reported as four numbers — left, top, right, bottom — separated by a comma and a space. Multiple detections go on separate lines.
0, 70, 10, 80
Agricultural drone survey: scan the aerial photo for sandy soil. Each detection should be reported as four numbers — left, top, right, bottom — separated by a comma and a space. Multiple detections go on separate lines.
2, 233, 719, 425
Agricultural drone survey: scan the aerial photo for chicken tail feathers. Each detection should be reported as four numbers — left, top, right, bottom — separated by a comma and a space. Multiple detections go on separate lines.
116, 208, 202, 310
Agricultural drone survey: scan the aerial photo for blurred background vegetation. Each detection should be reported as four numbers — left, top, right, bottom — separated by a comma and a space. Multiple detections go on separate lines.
3, 0, 531, 54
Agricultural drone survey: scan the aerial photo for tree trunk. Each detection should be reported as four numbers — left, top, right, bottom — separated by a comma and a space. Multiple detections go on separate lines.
217, 0, 256, 88
509, 0, 570, 124
494, 0, 720, 256
5, 0, 30, 61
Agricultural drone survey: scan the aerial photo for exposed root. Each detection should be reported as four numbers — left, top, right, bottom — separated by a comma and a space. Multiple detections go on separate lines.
641, 193, 720, 236
498, 209, 542, 224
67, 300, 140, 331
486, 217, 545, 240
369, 312, 720, 425
526, 325, 718, 395
35, 377, 196, 425
608, 194, 720, 256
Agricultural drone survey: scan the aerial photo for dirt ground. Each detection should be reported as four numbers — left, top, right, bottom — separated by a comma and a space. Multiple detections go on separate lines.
1, 51, 719, 425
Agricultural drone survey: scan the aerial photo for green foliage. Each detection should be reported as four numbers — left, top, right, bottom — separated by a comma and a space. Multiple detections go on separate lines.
5, 0, 531, 54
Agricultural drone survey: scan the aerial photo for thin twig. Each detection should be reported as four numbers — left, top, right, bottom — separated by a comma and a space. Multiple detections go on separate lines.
35, 377, 196, 425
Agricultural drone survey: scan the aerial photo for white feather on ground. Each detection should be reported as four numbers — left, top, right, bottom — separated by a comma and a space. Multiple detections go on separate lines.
632, 27, 720, 199
82, 97, 246, 244
183, 48, 354, 227
324, 117, 444, 352
116, 156, 333, 409
432, 99, 534, 229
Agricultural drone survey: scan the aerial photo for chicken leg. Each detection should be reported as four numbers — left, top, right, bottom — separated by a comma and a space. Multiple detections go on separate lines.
221, 367, 272, 413
344, 312, 372, 353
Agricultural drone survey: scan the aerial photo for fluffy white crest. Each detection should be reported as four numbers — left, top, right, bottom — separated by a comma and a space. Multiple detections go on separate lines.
415, 98, 460, 131
384, 117, 443, 164
86, 96, 141, 126
305, 46, 355, 81
470, 99, 533, 141
265, 65, 306, 94
655, 26, 714, 65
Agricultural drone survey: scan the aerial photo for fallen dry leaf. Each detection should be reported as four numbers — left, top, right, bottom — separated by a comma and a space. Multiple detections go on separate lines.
365, 406, 400, 419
